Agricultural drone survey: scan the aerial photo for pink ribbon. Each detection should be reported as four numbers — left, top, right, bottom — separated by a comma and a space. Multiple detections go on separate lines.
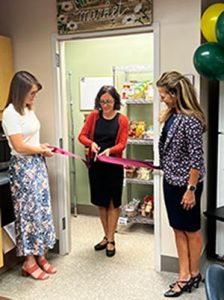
97, 155, 160, 169
48, 145, 160, 170
48, 145, 89, 167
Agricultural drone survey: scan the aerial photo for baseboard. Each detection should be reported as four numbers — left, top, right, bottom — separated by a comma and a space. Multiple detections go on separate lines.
200, 246, 207, 276
161, 255, 178, 273
50, 239, 60, 254
0, 248, 22, 275
161, 246, 208, 274
71, 203, 99, 216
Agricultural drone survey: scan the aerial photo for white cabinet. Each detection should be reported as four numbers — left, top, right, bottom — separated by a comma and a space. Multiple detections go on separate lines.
113, 65, 156, 226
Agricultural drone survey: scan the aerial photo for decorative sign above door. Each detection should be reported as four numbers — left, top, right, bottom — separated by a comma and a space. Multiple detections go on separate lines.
57, 0, 153, 35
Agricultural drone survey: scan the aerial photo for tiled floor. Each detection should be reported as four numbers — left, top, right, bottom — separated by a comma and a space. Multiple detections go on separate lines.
0, 215, 206, 300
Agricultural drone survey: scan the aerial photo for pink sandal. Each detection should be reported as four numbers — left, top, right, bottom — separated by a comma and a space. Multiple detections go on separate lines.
22, 263, 49, 280
38, 258, 57, 274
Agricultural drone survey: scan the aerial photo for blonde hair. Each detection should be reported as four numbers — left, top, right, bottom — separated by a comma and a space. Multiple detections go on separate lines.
156, 71, 207, 132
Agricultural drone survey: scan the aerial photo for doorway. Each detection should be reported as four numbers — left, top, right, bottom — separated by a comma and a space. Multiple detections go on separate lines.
53, 25, 162, 270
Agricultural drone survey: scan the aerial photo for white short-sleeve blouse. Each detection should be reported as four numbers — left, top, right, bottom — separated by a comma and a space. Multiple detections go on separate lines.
2, 103, 40, 156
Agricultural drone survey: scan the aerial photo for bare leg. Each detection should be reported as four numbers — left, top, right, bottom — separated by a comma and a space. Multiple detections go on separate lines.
186, 230, 203, 277
169, 229, 191, 292
107, 201, 120, 250
24, 255, 36, 266
98, 206, 108, 243
174, 229, 191, 280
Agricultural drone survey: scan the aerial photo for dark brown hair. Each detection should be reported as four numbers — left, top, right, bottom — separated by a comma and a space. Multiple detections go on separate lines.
6, 71, 42, 115
94, 85, 121, 110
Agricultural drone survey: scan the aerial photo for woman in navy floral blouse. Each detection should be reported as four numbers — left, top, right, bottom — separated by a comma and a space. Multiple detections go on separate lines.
156, 71, 207, 298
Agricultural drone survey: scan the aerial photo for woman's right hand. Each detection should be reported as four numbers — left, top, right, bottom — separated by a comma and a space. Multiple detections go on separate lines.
91, 142, 100, 154
40, 144, 54, 157
43, 148, 54, 157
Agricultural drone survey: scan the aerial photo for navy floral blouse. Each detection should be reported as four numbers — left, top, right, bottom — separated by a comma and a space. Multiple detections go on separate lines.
159, 113, 206, 186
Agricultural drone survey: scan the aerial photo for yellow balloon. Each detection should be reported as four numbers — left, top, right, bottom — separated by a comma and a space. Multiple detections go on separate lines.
201, 3, 224, 42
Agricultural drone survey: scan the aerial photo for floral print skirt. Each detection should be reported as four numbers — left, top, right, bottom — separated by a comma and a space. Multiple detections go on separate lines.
9, 154, 56, 256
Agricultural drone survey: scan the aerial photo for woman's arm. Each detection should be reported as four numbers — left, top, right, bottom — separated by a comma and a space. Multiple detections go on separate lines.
78, 112, 95, 147
181, 117, 204, 210
9, 134, 53, 156
181, 168, 199, 210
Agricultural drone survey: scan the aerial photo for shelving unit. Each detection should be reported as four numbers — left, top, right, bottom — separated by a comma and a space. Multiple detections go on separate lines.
113, 64, 155, 226
125, 178, 154, 185
126, 99, 153, 104
128, 138, 153, 145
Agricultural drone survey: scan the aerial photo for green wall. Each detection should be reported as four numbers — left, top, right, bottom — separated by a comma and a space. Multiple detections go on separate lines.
64, 32, 153, 206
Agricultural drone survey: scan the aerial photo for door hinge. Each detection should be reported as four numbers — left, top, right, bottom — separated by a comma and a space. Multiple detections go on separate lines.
56, 53, 60, 67
62, 217, 66, 230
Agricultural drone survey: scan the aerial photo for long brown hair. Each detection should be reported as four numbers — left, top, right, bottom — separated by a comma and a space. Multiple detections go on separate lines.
6, 71, 42, 115
156, 71, 207, 132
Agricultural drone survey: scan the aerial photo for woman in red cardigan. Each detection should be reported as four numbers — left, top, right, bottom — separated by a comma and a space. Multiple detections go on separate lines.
78, 85, 128, 257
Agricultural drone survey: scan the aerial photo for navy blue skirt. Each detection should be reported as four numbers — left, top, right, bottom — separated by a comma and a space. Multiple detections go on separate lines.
163, 179, 203, 232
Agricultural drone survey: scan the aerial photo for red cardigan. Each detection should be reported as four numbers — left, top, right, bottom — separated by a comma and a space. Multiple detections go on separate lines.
78, 110, 129, 159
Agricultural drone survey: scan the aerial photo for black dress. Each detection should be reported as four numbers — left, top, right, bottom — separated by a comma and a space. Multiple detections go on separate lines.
88, 112, 124, 208
161, 114, 203, 232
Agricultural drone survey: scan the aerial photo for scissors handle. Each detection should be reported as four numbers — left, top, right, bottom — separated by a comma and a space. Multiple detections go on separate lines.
94, 151, 98, 162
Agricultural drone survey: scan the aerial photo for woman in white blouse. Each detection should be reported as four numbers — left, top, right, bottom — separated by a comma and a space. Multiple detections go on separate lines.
2, 71, 56, 280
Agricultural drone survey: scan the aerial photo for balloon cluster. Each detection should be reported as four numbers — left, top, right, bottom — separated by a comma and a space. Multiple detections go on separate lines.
193, 3, 224, 80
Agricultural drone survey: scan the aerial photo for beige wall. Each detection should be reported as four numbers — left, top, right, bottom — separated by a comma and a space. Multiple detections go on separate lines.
0, 0, 203, 260
0, 0, 59, 234
154, 0, 202, 257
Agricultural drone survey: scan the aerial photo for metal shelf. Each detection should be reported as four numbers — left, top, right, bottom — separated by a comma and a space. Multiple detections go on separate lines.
113, 64, 152, 73
125, 178, 154, 185
133, 215, 154, 225
123, 99, 153, 104
128, 138, 153, 145
118, 215, 154, 225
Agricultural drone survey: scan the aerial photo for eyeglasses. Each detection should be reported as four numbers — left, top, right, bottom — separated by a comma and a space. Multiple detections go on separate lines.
99, 99, 114, 105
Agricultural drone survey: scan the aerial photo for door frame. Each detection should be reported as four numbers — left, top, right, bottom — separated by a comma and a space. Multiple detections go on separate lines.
51, 23, 162, 270
51, 37, 71, 255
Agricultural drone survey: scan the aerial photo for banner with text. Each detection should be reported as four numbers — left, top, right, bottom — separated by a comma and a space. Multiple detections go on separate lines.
57, 0, 153, 35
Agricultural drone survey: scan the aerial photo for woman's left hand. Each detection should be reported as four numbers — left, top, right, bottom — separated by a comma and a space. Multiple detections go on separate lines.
98, 148, 110, 157
181, 190, 196, 210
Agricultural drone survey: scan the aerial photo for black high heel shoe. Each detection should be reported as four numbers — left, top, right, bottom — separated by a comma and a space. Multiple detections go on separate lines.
164, 279, 193, 297
191, 273, 202, 288
94, 236, 108, 251
106, 241, 116, 257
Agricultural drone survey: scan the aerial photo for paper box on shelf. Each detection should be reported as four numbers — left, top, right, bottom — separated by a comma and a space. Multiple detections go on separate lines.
2, 222, 16, 254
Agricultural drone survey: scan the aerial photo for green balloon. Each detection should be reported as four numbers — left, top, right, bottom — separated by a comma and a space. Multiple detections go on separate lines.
216, 11, 224, 47
193, 42, 224, 80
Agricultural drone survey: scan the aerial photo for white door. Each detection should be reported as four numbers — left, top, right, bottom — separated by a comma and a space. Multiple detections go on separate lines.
52, 25, 161, 269
52, 36, 71, 255
216, 134, 224, 256
216, 82, 224, 257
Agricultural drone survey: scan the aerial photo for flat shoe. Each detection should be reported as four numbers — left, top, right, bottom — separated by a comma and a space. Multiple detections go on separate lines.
94, 236, 108, 251
106, 241, 116, 257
